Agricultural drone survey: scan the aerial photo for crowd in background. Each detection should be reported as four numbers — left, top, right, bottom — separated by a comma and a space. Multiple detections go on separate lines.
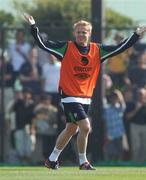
103, 32, 146, 163
0, 29, 146, 165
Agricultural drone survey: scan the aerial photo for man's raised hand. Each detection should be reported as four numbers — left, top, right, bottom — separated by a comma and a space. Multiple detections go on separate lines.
136, 26, 146, 36
23, 13, 35, 25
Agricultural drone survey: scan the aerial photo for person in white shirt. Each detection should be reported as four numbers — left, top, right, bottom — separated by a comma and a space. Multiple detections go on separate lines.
8, 29, 31, 80
42, 54, 61, 107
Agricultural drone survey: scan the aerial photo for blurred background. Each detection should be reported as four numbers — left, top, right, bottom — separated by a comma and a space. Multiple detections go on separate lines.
0, 0, 146, 166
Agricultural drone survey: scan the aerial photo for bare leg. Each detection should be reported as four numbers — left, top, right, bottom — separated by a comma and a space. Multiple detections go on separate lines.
49, 123, 78, 161
56, 123, 78, 149
77, 118, 91, 153
76, 118, 91, 165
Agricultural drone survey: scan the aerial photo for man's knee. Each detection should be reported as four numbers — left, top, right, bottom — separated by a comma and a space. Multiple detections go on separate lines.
65, 124, 78, 136
81, 124, 91, 135
78, 120, 91, 135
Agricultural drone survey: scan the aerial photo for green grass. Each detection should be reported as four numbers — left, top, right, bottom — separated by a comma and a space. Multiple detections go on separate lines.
0, 166, 146, 180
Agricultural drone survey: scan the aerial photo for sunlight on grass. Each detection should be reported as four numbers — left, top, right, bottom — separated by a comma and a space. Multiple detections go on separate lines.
0, 167, 146, 180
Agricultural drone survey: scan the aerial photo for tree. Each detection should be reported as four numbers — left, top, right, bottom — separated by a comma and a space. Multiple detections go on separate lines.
12, 0, 136, 39
12, 0, 91, 39
106, 8, 135, 29
0, 10, 14, 27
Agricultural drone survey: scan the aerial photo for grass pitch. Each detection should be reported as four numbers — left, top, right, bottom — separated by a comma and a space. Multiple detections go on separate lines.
0, 166, 146, 180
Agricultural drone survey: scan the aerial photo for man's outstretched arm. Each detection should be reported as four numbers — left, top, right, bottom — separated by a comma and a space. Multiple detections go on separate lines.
100, 26, 146, 63
23, 13, 68, 60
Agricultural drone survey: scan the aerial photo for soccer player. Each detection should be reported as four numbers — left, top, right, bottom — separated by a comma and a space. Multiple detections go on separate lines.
24, 14, 146, 170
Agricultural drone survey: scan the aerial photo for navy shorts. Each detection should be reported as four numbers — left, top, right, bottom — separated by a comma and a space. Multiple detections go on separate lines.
62, 102, 89, 123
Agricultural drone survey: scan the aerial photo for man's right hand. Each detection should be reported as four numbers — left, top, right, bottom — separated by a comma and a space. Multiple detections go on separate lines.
23, 13, 35, 25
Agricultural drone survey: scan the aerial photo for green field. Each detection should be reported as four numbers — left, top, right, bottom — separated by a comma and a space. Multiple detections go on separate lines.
0, 166, 146, 180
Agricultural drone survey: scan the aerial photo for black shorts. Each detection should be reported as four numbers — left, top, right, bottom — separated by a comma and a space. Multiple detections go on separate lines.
62, 102, 89, 123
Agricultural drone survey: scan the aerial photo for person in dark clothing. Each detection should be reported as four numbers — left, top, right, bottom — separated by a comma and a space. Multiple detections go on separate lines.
12, 87, 35, 164
0, 55, 14, 107
125, 88, 146, 162
24, 13, 146, 170
19, 47, 42, 97
128, 50, 146, 88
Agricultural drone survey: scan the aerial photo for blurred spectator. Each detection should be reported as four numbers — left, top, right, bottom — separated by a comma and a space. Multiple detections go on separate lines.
125, 88, 146, 162
102, 73, 113, 101
0, 53, 14, 108
127, 45, 139, 69
6, 86, 23, 147
0, 52, 14, 161
5, 87, 23, 163
128, 50, 146, 89
11, 87, 35, 164
107, 32, 133, 90
32, 95, 58, 163
19, 47, 42, 98
42, 54, 61, 107
103, 89, 128, 161
8, 29, 31, 80
104, 29, 118, 45
123, 88, 134, 160
36, 33, 50, 67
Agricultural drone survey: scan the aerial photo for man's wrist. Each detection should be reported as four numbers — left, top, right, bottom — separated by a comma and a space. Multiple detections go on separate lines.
31, 24, 36, 27
134, 32, 140, 37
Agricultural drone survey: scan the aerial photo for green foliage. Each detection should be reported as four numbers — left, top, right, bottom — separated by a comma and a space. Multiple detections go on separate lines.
26, 0, 90, 27
106, 8, 135, 28
11, 0, 136, 29
11, 0, 135, 39
12, 0, 91, 38
0, 10, 14, 27
12, 0, 135, 28
12, 0, 35, 13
